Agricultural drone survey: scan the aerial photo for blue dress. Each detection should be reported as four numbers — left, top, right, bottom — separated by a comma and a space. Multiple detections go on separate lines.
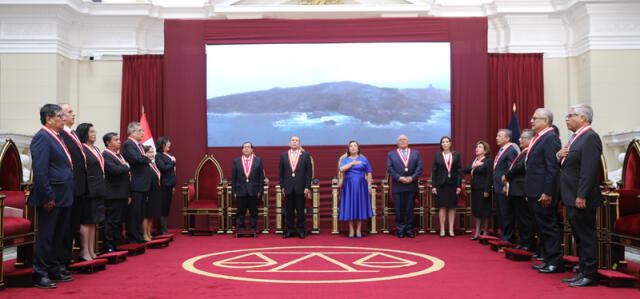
339, 156, 374, 221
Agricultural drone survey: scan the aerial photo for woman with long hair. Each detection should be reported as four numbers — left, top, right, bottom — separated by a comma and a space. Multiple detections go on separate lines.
431, 136, 462, 237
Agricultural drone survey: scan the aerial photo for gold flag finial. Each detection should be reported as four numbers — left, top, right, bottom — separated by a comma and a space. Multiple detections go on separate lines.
512, 103, 516, 112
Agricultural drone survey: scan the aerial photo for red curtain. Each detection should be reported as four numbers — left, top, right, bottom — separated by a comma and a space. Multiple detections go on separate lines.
120, 55, 165, 140
488, 53, 544, 147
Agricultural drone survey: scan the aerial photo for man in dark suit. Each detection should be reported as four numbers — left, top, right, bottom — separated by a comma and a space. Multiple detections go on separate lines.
121, 122, 152, 244
232, 142, 265, 231
557, 104, 602, 287
102, 132, 131, 252
58, 103, 87, 268
525, 108, 563, 274
504, 129, 535, 251
387, 134, 423, 238
493, 129, 519, 242
279, 136, 312, 239
29, 104, 75, 288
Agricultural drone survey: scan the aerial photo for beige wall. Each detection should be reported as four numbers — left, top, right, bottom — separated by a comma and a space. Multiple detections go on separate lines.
0, 54, 122, 150
544, 49, 640, 171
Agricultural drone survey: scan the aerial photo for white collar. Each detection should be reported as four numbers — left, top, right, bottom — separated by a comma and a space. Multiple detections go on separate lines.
63, 125, 72, 133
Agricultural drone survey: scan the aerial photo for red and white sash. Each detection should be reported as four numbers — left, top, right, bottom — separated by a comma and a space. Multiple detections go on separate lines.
442, 152, 453, 175
561, 125, 592, 165
103, 148, 126, 165
83, 144, 105, 174
62, 128, 86, 162
149, 162, 161, 181
41, 126, 73, 167
470, 156, 485, 177
510, 148, 528, 170
396, 148, 411, 171
128, 137, 145, 155
289, 150, 301, 174
242, 155, 254, 182
494, 142, 516, 170
525, 127, 554, 165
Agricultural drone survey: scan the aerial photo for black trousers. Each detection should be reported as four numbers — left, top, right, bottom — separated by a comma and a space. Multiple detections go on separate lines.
126, 192, 146, 243
34, 206, 70, 278
285, 192, 306, 232
511, 195, 534, 248
393, 191, 416, 233
527, 197, 562, 266
496, 192, 515, 242
567, 205, 599, 278
60, 195, 82, 265
103, 198, 128, 251
160, 186, 174, 217
237, 195, 258, 229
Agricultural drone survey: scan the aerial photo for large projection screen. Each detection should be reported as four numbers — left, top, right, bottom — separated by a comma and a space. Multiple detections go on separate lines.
206, 42, 451, 147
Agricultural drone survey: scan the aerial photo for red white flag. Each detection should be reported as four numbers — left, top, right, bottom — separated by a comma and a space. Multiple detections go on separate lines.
140, 112, 156, 153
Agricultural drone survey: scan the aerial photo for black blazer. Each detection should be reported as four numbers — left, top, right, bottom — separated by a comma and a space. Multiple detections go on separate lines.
102, 151, 131, 200
493, 144, 518, 194
505, 149, 526, 197
524, 130, 561, 198
122, 138, 152, 193
60, 129, 88, 197
82, 145, 107, 199
28, 129, 74, 207
279, 151, 312, 195
431, 151, 461, 189
232, 156, 265, 197
155, 153, 177, 187
387, 149, 423, 193
560, 130, 603, 208
463, 157, 493, 193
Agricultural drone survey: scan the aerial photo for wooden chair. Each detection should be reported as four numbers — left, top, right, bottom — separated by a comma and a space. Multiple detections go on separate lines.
275, 156, 320, 234
428, 179, 471, 235
604, 139, 640, 269
0, 139, 35, 289
330, 153, 378, 235
181, 155, 225, 235
224, 169, 270, 234
381, 173, 426, 234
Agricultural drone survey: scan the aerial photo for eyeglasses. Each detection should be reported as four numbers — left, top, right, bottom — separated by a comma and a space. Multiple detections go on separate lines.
530, 117, 546, 121
565, 113, 578, 118
55, 113, 66, 120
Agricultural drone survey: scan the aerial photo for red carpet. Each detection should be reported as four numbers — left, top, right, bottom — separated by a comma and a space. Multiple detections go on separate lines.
2, 231, 638, 298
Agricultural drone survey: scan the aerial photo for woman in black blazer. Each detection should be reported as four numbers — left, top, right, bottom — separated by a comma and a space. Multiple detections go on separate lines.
431, 136, 462, 237
77, 123, 106, 261
463, 140, 493, 240
142, 146, 162, 242
154, 137, 176, 235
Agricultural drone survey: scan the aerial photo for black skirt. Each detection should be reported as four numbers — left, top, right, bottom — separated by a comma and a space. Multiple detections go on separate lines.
81, 196, 105, 225
144, 183, 163, 218
435, 182, 457, 208
471, 189, 492, 217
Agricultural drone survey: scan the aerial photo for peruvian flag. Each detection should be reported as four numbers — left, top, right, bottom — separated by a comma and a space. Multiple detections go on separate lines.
140, 112, 156, 153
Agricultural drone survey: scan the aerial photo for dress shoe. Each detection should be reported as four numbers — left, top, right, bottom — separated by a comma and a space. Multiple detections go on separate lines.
396, 231, 405, 238
58, 266, 71, 276
283, 231, 294, 238
406, 231, 415, 238
569, 277, 598, 287
562, 273, 585, 283
33, 276, 56, 289
50, 273, 74, 283
538, 264, 564, 274
298, 231, 306, 239
532, 262, 547, 270
514, 245, 523, 250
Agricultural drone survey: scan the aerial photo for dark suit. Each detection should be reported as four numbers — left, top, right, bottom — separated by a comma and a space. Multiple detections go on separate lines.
28, 128, 74, 279
387, 148, 423, 233
493, 144, 519, 242
102, 151, 130, 251
59, 128, 87, 265
525, 130, 562, 267
155, 153, 177, 217
122, 138, 151, 243
232, 156, 265, 230
560, 129, 602, 279
431, 152, 462, 208
505, 148, 534, 249
279, 151, 312, 232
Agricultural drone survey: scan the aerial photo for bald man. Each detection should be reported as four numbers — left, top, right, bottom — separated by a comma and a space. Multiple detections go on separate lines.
387, 135, 423, 238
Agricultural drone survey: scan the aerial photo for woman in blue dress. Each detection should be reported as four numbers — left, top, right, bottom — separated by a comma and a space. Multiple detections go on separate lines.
339, 140, 373, 238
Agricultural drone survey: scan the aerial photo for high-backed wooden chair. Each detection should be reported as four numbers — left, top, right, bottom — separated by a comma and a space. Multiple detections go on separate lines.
181, 155, 225, 235
0, 139, 35, 289
604, 139, 640, 269
275, 156, 320, 234
330, 153, 378, 235
224, 169, 270, 234
381, 173, 425, 234
428, 179, 471, 234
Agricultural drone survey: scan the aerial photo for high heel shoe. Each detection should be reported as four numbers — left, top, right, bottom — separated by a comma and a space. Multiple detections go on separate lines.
439, 232, 445, 238
356, 234, 363, 239
471, 236, 479, 240
448, 232, 455, 238
348, 235, 355, 239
